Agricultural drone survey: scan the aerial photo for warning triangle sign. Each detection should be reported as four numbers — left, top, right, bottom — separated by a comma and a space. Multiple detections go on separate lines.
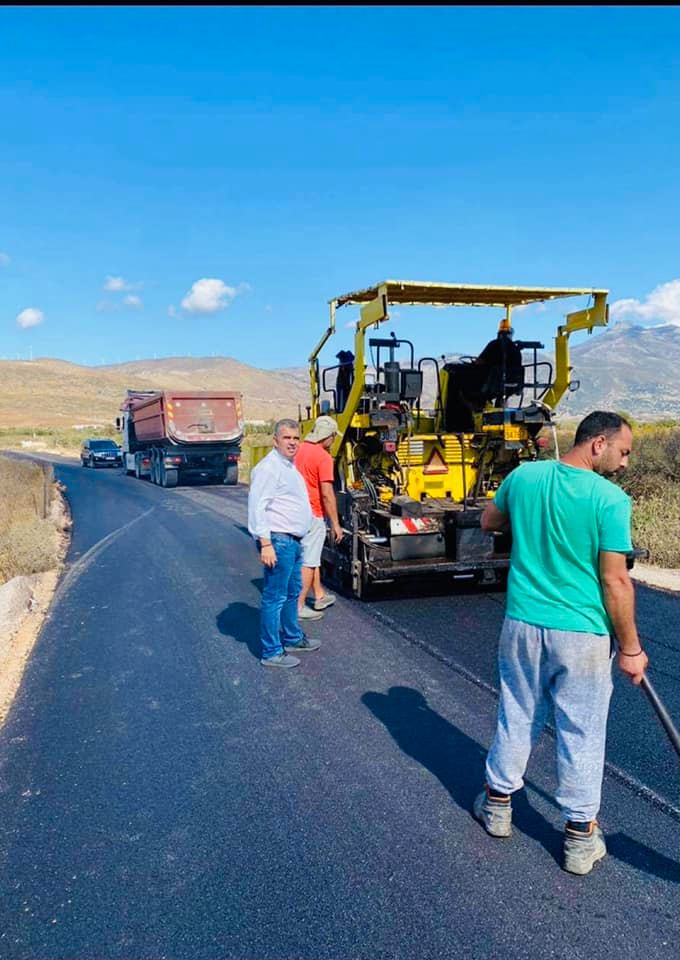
423, 447, 449, 475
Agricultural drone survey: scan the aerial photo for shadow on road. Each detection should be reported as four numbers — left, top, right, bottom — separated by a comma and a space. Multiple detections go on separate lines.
362, 685, 679, 881
362, 685, 561, 865
607, 832, 680, 884
216, 602, 261, 661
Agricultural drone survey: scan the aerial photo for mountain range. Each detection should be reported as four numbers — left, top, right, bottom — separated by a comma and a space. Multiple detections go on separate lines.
558, 320, 680, 419
1, 320, 679, 429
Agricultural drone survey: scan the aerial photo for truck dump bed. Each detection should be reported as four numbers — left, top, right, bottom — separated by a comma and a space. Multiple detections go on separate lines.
127, 391, 243, 445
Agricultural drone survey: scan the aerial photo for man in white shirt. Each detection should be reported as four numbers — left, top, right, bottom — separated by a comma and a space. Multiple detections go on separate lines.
247, 419, 322, 668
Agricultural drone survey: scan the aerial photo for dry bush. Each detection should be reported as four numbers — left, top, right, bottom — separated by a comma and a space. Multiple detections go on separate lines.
618, 427, 680, 499
631, 489, 680, 568
0, 457, 58, 585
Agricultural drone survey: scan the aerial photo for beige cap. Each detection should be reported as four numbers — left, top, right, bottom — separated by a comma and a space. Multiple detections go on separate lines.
306, 415, 339, 443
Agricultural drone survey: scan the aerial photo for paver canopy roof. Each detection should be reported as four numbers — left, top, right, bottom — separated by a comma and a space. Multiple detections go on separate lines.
333, 280, 607, 309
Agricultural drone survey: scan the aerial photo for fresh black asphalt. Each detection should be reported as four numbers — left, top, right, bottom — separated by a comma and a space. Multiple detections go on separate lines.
0, 459, 678, 959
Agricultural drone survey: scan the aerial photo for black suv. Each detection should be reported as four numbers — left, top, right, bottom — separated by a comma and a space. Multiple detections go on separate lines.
80, 439, 122, 468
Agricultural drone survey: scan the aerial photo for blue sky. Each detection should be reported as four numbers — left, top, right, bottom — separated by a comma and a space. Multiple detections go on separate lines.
2, 6, 680, 369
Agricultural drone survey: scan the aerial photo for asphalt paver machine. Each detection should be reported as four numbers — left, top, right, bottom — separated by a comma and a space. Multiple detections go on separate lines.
302, 280, 609, 597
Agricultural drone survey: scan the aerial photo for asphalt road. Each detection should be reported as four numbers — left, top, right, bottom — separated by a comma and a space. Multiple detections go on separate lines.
0, 459, 678, 960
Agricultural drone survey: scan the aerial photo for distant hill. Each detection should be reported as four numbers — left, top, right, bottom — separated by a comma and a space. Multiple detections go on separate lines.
0, 357, 309, 429
1, 322, 679, 429
275, 321, 680, 421
561, 321, 680, 419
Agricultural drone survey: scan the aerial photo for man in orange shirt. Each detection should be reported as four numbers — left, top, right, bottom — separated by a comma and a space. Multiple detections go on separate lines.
295, 415, 344, 619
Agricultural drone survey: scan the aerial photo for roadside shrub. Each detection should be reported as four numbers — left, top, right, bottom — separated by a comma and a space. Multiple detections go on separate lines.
631, 488, 680, 568
0, 518, 58, 583
619, 428, 680, 500
0, 457, 58, 585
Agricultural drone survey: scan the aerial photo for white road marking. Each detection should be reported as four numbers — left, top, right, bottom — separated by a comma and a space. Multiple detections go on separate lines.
56, 506, 156, 599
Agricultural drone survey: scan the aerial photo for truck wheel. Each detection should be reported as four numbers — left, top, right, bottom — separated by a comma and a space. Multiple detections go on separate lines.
89, 455, 96, 469
223, 463, 239, 486
162, 468, 178, 488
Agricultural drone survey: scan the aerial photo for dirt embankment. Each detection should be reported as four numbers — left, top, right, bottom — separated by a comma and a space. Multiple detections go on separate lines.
0, 483, 71, 726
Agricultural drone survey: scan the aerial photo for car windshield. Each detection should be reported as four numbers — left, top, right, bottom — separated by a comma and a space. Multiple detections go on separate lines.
90, 441, 118, 450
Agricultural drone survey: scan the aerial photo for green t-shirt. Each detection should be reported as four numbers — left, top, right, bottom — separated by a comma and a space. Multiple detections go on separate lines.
494, 460, 633, 635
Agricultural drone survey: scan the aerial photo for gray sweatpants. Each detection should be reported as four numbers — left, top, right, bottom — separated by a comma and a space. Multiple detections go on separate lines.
486, 616, 614, 822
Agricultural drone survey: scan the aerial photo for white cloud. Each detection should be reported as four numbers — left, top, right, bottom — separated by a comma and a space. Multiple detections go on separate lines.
0, 252, 10, 267
611, 279, 680, 327
104, 275, 142, 292
123, 294, 143, 309
96, 300, 115, 313
16, 307, 44, 329
180, 278, 247, 314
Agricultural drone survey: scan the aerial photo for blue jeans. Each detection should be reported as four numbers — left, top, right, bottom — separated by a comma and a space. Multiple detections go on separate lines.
260, 533, 305, 660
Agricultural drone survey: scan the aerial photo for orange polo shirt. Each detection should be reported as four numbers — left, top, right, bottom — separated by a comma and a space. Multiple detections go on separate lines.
294, 441, 334, 518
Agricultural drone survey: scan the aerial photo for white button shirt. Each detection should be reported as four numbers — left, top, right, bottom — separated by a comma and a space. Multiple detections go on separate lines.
247, 448, 312, 541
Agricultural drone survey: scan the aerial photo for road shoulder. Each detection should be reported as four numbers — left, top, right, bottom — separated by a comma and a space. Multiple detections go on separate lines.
0, 484, 71, 726
631, 562, 680, 594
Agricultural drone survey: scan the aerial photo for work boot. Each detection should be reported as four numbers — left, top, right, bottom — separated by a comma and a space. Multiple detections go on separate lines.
298, 605, 324, 621
312, 592, 336, 611
563, 821, 607, 875
473, 786, 512, 838
285, 636, 321, 653
260, 653, 300, 669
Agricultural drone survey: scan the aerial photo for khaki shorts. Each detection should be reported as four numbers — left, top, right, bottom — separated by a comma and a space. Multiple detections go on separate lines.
302, 516, 327, 567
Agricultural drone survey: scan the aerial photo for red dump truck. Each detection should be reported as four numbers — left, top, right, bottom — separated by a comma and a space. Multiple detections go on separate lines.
117, 390, 244, 487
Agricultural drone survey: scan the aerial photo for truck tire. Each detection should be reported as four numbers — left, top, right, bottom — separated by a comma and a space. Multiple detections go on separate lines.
223, 463, 239, 486
89, 455, 96, 469
162, 467, 178, 488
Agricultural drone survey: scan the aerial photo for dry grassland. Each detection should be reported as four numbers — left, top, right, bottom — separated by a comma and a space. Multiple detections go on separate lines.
0, 357, 307, 428
0, 457, 61, 585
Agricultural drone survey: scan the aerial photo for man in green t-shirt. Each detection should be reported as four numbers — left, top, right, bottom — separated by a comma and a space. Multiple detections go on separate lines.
473, 411, 649, 876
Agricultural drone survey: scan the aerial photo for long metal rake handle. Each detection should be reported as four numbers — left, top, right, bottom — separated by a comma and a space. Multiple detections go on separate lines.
640, 674, 680, 758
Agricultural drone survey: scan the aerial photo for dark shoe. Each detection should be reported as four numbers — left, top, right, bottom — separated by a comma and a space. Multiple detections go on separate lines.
473, 787, 512, 838
563, 822, 606, 875
285, 636, 321, 653
260, 653, 300, 669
